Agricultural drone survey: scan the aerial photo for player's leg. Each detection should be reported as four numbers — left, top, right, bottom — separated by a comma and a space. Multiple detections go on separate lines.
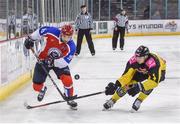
111, 72, 140, 103
119, 27, 125, 50
112, 28, 119, 50
8, 25, 11, 39
75, 29, 84, 56
127, 72, 147, 111
104, 69, 137, 109
13, 25, 16, 37
103, 68, 137, 110
53, 66, 77, 109
84, 29, 95, 56
32, 62, 50, 101
131, 70, 166, 112
103, 80, 137, 110
104, 71, 147, 110
103, 86, 127, 110
131, 89, 153, 112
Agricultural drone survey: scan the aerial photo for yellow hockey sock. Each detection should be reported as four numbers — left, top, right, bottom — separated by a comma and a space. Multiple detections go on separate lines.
137, 92, 148, 101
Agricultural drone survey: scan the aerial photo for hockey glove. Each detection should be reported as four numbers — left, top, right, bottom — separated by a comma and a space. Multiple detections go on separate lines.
44, 57, 54, 68
127, 82, 144, 97
105, 81, 121, 95
24, 36, 34, 49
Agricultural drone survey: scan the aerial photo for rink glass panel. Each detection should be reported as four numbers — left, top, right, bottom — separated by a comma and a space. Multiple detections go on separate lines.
0, 37, 35, 86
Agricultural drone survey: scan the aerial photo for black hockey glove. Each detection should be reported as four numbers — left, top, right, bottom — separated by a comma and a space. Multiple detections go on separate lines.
105, 80, 121, 95
44, 57, 54, 68
45, 50, 61, 67
127, 82, 144, 97
24, 36, 34, 49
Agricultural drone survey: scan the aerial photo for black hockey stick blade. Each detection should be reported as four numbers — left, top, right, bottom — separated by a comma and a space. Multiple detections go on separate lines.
24, 100, 66, 109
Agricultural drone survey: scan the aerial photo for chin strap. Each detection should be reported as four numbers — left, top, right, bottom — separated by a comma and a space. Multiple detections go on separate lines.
60, 37, 65, 43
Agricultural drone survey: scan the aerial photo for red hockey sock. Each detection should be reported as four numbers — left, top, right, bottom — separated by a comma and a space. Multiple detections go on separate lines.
33, 83, 44, 92
60, 74, 74, 97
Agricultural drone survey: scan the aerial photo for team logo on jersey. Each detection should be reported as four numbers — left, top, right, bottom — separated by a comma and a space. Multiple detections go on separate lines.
48, 48, 62, 59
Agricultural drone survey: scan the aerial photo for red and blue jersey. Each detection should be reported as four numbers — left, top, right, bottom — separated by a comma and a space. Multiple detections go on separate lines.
30, 26, 76, 68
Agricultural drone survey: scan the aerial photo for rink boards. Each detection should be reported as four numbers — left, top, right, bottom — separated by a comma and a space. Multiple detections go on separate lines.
0, 37, 34, 100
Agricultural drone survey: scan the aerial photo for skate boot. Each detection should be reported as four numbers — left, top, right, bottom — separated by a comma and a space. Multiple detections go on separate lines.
67, 100, 78, 110
37, 86, 47, 102
103, 98, 116, 110
131, 98, 142, 112
91, 53, 95, 56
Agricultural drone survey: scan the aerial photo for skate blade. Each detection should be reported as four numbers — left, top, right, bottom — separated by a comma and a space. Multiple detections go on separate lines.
37, 96, 43, 102
102, 108, 111, 111
70, 106, 78, 110
130, 108, 137, 113
24, 102, 28, 108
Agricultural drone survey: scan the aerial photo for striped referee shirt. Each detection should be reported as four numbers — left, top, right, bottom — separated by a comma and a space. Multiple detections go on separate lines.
8, 15, 16, 25
75, 12, 93, 30
114, 14, 129, 29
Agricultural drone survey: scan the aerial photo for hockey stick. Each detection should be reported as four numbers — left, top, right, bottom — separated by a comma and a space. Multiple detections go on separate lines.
24, 91, 105, 109
30, 48, 72, 102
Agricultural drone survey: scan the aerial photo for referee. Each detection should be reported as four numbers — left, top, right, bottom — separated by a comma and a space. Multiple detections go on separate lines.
112, 9, 129, 51
75, 5, 95, 56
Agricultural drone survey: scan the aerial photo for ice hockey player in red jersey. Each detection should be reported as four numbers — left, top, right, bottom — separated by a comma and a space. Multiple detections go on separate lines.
24, 24, 77, 109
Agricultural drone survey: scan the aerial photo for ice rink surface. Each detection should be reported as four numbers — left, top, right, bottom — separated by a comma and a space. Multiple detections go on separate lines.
0, 36, 180, 123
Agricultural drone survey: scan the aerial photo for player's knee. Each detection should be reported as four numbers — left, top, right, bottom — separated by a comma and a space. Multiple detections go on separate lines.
33, 83, 44, 92
116, 87, 126, 97
60, 74, 73, 87
115, 80, 122, 87
142, 89, 153, 95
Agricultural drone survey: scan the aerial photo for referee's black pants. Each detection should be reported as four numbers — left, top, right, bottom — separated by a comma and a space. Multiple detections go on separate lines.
112, 26, 125, 49
76, 29, 95, 55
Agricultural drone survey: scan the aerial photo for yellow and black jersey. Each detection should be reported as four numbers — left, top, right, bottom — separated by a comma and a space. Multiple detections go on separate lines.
117, 53, 166, 91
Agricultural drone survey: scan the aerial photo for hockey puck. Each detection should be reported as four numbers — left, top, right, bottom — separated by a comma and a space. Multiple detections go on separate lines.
74, 74, 80, 80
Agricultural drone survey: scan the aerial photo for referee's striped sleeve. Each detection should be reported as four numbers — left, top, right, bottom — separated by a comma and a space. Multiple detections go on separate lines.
89, 14, 93, 29
75, 14, 80, 30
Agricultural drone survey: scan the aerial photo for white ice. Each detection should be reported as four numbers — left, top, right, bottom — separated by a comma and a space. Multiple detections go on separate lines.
0, 36, 180, 123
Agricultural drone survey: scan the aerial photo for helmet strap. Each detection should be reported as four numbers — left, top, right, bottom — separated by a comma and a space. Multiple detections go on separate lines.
60, 36, 65, 43
144, 55, 149, 61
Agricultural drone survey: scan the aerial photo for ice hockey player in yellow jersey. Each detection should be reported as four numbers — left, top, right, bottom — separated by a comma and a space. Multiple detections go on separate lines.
103, 45, 166, 112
